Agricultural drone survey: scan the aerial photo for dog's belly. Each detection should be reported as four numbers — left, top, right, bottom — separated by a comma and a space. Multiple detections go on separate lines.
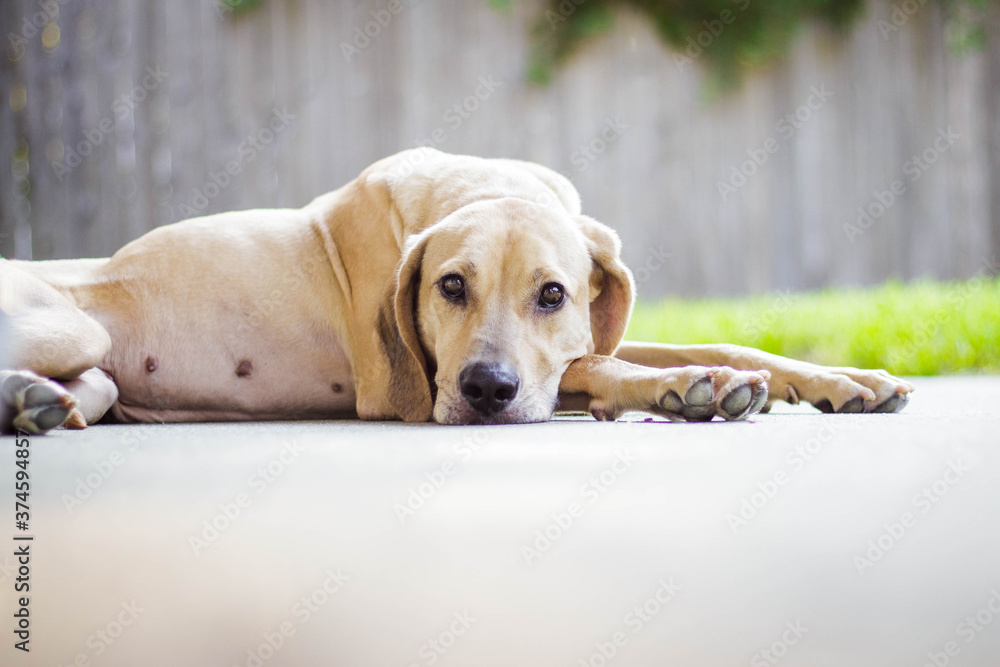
98, 309, 358, 422
64, 214, 361, 423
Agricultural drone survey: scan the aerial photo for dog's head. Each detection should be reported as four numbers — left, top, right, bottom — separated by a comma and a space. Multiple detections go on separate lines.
378, 197, 634, 424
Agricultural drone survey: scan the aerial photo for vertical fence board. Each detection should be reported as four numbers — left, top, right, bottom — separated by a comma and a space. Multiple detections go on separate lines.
0, 0, 26, 258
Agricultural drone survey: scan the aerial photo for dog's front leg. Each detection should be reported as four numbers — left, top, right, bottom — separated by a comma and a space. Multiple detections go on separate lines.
613, 343, 914, 414
557, 355, 770, 422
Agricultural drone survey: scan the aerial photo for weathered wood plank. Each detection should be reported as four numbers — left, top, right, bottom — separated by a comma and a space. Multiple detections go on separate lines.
0, 0, 27, 258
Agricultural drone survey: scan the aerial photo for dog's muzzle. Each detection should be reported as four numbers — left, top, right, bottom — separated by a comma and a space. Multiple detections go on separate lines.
458, 362, 520, 416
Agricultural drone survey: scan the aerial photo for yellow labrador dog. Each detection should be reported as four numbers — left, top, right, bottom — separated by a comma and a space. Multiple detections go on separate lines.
0, 149, 912, 433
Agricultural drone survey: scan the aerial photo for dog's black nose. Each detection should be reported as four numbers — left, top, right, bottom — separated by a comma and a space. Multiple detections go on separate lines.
459, 362, 520, 415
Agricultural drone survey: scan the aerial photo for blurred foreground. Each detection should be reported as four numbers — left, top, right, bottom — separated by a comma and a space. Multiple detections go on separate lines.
0, 377, 998, 666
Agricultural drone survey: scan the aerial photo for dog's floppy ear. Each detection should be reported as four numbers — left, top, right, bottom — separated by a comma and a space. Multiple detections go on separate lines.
376, 234, 434, 422
576, 215, 636, 355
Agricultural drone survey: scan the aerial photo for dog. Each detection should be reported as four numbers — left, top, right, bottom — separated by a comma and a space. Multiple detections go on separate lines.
0, 148, 912, 434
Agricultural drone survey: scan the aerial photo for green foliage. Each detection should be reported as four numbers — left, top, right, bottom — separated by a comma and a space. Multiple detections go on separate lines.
626, 277, 1000, 376
508, 0, 996, 88
219, 0, 267, 15
521, 0, 866, 86
943, 0, 992, 52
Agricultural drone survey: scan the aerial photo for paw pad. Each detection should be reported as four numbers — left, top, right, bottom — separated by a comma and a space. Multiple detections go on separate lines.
838, 396, 865, 413
660, 390, 683, 413
656, 369, 769, 423
684, 377, 714, 407
718, 381, 769, 421
1, 371, 78, 435
874, 392, 909, 413
720, 383, 752, 416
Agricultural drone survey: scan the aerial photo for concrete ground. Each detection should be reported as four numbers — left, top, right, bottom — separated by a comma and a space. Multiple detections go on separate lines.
1, 376, 999, 666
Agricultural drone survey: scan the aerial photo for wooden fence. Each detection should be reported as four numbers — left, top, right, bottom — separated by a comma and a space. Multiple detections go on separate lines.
1, 0, 998, 297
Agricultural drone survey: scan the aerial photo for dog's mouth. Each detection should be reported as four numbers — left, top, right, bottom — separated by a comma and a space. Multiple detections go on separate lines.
432, 386, 558, 425
436, 407, 553, 425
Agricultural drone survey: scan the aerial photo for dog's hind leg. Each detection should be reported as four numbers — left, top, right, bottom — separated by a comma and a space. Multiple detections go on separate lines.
61, 368, 118, 427
2, 263, 111, 380
1, 260, 115, 433
0, 368, 118, 434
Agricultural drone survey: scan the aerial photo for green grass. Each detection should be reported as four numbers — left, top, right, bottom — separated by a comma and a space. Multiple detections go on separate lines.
626, 277, 1000, 376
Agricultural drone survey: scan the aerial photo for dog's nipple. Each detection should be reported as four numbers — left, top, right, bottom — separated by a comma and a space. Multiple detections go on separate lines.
145, 356, 157, 373
236, 360, 253, 378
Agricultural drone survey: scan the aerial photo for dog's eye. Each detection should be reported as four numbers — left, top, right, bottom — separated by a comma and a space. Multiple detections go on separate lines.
439, 274, 465, 300
538, 283, 564, 309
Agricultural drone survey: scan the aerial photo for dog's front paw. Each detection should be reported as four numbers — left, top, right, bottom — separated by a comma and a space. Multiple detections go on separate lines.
789, 367, 914, 414
657, 366, 770, 422
0, 370, 79, 435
